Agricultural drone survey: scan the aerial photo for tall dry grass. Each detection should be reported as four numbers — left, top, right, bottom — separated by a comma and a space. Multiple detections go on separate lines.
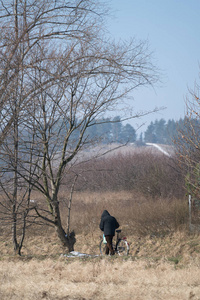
0, 190, 200, 300
0, 257, 200, 300
0, 190, 193, 259
58, 190, 189, 237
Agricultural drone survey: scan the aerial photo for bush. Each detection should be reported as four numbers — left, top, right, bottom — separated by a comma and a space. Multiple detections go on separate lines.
64, 150, 185, 199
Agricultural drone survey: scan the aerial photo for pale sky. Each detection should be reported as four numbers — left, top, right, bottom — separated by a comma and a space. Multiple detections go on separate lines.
106, 0, 200, 132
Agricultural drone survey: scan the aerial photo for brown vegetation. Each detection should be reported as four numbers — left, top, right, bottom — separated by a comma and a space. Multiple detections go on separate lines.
1, 150, 200, 299
0, 254, 200, 300
0, 189, 200, 300
0, 150, 189, 254
68, 150, 184, 198
0, 188, 195, 259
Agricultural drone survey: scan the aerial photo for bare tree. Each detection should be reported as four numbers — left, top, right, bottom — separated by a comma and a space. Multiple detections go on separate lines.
0, 0, 107, 254
0, 0, 100, 144
0, 0, 159, 253
17, 39, 158, 252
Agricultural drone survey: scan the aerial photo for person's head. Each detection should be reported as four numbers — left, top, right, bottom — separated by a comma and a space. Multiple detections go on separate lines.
101, 210, 110, 217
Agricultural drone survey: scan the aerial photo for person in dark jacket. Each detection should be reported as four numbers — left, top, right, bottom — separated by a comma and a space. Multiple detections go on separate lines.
99, 210, 119, 255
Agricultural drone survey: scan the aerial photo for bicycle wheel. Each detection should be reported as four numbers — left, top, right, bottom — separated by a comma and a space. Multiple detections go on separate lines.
99, 240, 116, 255
99, 239, 107, 255
116, 239, 129, 256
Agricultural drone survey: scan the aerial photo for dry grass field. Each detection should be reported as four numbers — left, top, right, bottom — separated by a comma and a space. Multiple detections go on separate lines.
0, 191, 200, 300
0, 255, 200, 300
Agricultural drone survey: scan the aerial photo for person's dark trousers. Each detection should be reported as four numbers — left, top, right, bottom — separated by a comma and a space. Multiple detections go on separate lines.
105, 235, 115, 255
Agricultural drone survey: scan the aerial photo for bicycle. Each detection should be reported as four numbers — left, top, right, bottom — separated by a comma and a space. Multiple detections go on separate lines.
99, 229, 129, 256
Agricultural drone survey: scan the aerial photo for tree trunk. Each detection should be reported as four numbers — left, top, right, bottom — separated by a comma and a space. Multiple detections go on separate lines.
12, 211, 20, 255
55, 223, 76, 252
14, 244, 22, 256
54, 203, 76, 252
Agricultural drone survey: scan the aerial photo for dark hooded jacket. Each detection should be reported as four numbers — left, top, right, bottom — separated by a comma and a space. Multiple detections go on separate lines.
99, 210, 119, 236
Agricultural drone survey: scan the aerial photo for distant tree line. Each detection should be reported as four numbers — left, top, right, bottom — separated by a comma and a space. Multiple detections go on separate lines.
85, 116, 137, 143
143, 118, 200, 145
15, 116, 192, 147
78, 116, 199, 145
143, 118, 180, 144
22, 116, 198, 146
